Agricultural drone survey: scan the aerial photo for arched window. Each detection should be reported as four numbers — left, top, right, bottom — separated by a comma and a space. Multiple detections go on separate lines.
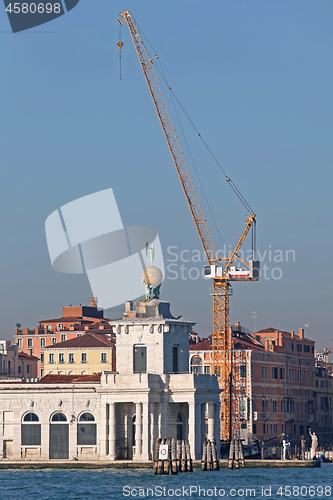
190, 356, 202, 374
77, 412, 96, 445
51, 413, 67, 422
21, 413, 41, 446
176, 413, 183, 441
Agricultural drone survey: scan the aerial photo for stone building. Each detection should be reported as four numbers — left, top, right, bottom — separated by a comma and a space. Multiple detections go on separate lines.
0, 299, 220, 461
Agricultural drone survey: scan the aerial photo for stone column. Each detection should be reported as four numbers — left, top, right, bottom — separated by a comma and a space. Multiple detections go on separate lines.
109, 402, 116, 460
0, 411, 3, 459
12, 418, 21, 460
68, 418, 77, 460
207, 402, 214, 441
135, 402, 142, 458
214, 401, 220, 449
142, 402, 150, 460
188, 402, 196, 459
99, 402, 108, 459
195, 402, 202, 458
40, 415, 49, 460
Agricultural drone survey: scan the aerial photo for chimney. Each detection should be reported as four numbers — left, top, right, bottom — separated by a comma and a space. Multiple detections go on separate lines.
265, 340, 269, 351
298, 328, 304, 339
90, 297, 97, 308
125, 301, 133, 313
291, 331, 294, 338
235, 321, 241, 332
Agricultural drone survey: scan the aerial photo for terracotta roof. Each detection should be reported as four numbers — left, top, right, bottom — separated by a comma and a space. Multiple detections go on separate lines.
189, 339, 212, 351
39, 317, 110, 324
39, 373, 101, 383
18, 352, 39, 359
44, 333, 114, 349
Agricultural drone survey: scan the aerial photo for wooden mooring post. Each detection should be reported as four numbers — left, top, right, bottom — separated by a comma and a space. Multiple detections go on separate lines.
201, 439, 219, 471
154, 438, 193, 475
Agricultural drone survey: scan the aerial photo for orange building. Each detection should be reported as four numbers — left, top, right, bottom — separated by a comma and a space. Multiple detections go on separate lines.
14, 298, 115, 378
189, 324, 316, 451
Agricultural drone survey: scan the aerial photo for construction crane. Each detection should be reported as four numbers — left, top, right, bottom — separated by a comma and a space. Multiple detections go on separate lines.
117, 10, 260, 442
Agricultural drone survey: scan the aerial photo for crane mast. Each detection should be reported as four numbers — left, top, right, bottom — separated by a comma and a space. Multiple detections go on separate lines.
118, 10, 259, 442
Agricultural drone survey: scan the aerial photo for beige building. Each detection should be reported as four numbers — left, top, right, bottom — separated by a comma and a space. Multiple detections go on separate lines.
43, 333, 115, 376
0, 341, 38, 380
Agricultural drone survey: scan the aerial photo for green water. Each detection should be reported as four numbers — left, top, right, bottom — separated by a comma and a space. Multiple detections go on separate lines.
0, 464, 331, 500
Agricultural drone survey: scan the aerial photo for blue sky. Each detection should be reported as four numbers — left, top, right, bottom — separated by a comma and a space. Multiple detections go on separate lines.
1, 0, 332, 350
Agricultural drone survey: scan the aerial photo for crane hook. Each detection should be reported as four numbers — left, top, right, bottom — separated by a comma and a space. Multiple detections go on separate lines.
117, 41, 124, 80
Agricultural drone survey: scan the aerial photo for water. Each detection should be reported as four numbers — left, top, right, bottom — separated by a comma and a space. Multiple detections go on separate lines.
0, 464, 332, 500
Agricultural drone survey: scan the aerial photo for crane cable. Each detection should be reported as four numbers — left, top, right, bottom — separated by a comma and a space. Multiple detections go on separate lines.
134, 19, 255, 216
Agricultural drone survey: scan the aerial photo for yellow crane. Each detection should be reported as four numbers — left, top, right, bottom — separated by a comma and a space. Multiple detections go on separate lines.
117, 10, 260, 442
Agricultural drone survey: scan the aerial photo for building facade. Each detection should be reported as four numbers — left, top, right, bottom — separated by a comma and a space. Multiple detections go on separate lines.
0, 299, 220, 461
189, 325, 316, 449
15, 298, 114, 377
43, 333, 115, 376
0, 341, 38, 380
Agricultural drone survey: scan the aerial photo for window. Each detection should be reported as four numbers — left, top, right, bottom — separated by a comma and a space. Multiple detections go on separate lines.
8, 361, 11, 374
272, 367, 278, 379
57, 324, 63, 331
81, 353, 87, 364
59, 353, 64, 364
69, 353, 75, 364
49, 354, 55, 364
291, 343, 294, 351
40, 338, 45, 348
172, 346, 178, 373
77, 333, 82, 337
40, 353, 44, 363
176, 413, 183, 441
204, 365, 211, 374
21, 413, 41, 446
101, 352, 107, 364
77, 413, 96, 445
239, 365, 246, 379
52, 338, 57, 344
27, 365, 30, 374
133, 345, 147, 373
262, 366, 264, 379
61, 334, 66, 342
27, 338, 32, 348
40, 369, 44, 377
52, 413, 67, 422
190, 356, 202, 374
17, 338, 22, 348
18, 366, 21, 374
265, 366, 267, 379
272, 401, 277, 412
253, 424, 257, 434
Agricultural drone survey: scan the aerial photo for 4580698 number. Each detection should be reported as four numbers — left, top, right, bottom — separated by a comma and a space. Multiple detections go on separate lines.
276, 485, 331, 496
6, 3, 61, 14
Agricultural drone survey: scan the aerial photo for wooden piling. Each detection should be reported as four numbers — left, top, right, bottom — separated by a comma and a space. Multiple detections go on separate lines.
171, 438, 178, 474
153, 438, 161, 475
186, 440, 193, 472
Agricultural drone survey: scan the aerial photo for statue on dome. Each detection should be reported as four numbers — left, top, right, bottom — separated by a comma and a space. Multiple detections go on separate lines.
142, 242, 163, 301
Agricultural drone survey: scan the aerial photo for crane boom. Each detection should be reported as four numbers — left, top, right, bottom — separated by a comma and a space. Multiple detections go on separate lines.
117, 11, 217, 265
118, 10, 259, 442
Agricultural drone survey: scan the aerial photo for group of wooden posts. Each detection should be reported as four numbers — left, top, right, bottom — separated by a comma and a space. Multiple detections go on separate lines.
228, 438, 245, 469
201, 439, 220, 471
153, 438, 193, 475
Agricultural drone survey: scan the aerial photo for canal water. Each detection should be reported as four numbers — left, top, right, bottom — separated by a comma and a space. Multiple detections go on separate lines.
0, 464, 331, 500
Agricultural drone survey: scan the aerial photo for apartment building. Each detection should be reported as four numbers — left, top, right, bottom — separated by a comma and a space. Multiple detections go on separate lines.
189, 324, 316, 448
0, 341, 38, 379
14, 298, 115, 377
43, 333, 115, 376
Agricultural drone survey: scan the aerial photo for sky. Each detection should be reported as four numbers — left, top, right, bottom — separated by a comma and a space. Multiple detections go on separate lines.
1, 0, 333, 351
